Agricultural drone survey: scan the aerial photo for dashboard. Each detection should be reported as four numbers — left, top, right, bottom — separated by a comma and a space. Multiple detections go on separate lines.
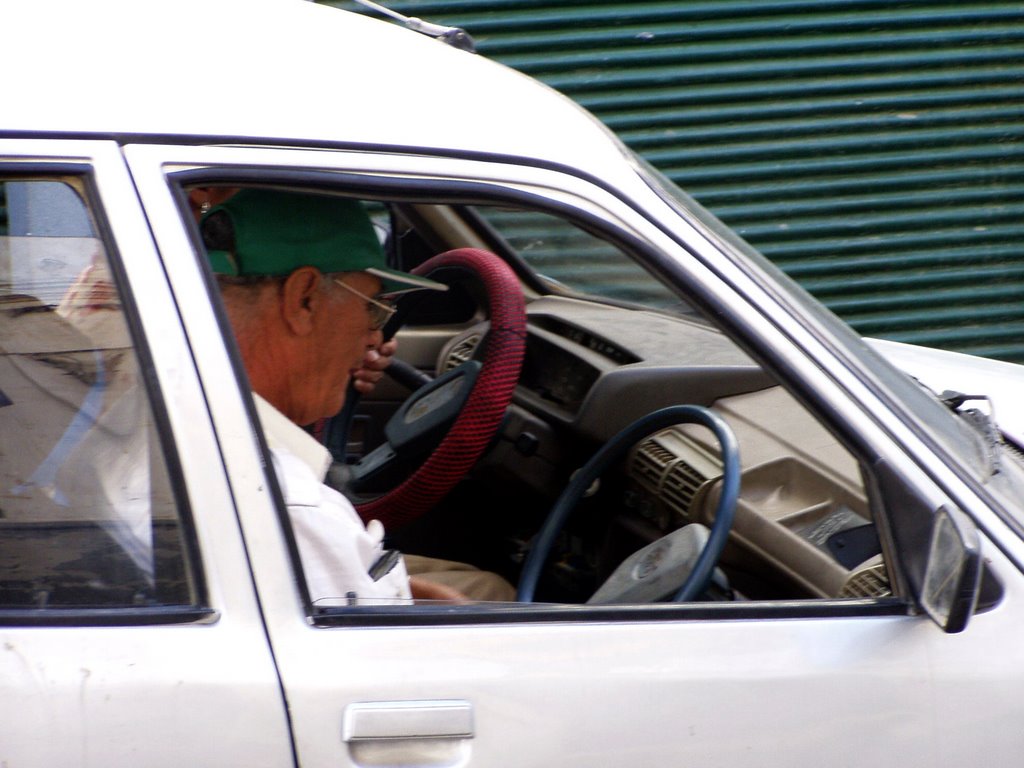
438, 295, 891, 602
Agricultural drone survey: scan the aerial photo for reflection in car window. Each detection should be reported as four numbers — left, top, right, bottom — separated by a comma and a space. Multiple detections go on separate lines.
0, 179, 194, 611
472, 206, 689, 311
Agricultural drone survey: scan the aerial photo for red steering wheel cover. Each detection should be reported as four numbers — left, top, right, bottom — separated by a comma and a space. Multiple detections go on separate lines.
355, 248, 526, 528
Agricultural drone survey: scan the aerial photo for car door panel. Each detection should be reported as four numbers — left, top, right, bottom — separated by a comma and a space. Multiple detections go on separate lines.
124, 144, 1024, 767
0, 141, 292, 767
268, 606, 1024, 767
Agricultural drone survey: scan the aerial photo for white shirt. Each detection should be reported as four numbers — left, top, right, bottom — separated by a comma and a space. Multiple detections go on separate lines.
254, 395, 411, 606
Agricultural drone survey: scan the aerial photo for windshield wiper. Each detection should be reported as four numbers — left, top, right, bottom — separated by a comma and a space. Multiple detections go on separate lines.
350, 0, 476, 52
939, 390, 1002, 473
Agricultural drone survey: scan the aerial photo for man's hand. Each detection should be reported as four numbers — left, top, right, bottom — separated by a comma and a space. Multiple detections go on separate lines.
352, 339, 398, 395
409, 576, 468, 603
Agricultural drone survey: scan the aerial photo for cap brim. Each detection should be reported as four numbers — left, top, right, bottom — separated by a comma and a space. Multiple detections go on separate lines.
367, 267, 450, 295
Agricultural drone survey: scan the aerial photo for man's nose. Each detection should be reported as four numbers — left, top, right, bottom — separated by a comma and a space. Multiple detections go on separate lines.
367, 329, 384, 347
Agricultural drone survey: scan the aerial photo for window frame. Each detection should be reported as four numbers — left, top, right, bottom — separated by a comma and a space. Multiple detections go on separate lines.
121, 141, 1012, 632
0, 160, 210, 626
171, 169, 918, 627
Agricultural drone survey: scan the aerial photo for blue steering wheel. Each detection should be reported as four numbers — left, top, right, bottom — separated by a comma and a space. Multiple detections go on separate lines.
517, 405, 740, 603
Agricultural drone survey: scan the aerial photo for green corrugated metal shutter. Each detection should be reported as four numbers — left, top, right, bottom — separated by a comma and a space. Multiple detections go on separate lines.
329, 0, 1024, 362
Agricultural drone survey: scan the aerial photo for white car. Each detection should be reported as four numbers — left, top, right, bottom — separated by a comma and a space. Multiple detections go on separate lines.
4, 1, 1024, 766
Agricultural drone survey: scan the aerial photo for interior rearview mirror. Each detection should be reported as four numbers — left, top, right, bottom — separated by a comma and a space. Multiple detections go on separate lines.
920, 506, 982, 633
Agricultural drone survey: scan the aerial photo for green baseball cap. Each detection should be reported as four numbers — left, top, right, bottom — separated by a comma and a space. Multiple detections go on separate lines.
201, 188, 447, 295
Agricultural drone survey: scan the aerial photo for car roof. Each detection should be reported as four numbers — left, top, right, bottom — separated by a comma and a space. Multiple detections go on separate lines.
6, 0, 632, 179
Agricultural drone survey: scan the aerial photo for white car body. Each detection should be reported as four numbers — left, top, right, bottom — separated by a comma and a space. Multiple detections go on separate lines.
868, 337, 1024, 446
3, 1, 1024, 767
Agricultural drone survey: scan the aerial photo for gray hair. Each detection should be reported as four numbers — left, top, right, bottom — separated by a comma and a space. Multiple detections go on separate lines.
216, 274, 285, 334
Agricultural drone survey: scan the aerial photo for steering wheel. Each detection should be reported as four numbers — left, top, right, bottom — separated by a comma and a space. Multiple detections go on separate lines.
352, 248, 526, 529
517, 405, 740, 603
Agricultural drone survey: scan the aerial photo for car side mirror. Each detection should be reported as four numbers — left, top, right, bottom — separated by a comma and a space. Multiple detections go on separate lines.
920, 506, 982, 634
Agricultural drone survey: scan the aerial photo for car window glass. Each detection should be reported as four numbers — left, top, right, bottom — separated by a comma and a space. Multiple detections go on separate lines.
0, 179, 195, 611
191, 183, 892, 618
446, 205, 890, 608
471, 206, 690, 311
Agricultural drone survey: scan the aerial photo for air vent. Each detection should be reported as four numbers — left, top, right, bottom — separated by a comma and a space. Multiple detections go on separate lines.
840, 559, 892, 599
661, 460, 708, 517
630, 429, 723, 523
633, 438, 676, 489
443, 333, 482, 372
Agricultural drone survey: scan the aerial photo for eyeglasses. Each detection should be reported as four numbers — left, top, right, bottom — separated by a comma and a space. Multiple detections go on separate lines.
333, 278, 397, 330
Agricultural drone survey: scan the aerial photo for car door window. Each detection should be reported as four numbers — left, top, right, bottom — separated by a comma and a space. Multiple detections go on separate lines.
0, 178, 196, 612
474, 205, 690, 311
190, 181, 900, 617
382, 199, 895, 604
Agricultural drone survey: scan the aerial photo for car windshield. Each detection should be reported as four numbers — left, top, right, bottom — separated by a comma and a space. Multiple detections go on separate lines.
469, 205, 695, 314
630, 154, 1024, 519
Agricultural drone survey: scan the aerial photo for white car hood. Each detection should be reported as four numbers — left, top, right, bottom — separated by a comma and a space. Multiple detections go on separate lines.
869, 338, 1024, 447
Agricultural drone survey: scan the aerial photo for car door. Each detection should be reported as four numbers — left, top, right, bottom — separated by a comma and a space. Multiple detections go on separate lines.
0, 141, 292, 767
127, 143, 1024, 768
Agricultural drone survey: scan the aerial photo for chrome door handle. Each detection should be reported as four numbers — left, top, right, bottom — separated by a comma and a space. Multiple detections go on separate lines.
343, 700, 474, 742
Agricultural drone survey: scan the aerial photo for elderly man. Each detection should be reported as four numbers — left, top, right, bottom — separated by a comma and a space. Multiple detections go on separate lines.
201, 188, 513, 604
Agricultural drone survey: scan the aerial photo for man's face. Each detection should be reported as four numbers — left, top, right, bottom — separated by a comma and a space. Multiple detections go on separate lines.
300, 271, 384, 424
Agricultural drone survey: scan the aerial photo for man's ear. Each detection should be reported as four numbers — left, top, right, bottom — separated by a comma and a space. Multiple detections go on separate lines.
279, 267, 323, 336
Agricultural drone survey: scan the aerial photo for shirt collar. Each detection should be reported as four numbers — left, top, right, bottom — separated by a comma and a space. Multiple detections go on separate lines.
253, 394, 333, 481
